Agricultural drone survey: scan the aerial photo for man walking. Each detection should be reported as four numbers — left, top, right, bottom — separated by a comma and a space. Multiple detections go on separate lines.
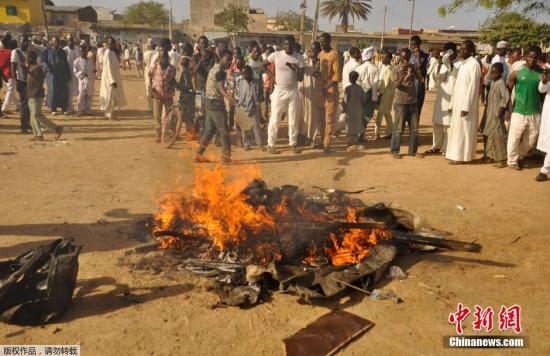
445, 40, 481, 164
1, 36, 19, 115
143, 39, 158, 111
506, 47, 543, 170
99, 37, 126, 120
195, 49, 235, 163
11, 34, 31, 133
149, 39, 177, 142
264, 35, 305, 154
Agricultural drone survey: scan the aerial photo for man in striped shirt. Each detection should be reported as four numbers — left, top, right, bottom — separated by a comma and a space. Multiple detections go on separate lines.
195, 49, 235, 163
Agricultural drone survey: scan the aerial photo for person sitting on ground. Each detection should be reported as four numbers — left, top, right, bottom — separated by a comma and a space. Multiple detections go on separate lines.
483, 62, 510, 168
342, 71, 366, 152
26, 50, 63, 141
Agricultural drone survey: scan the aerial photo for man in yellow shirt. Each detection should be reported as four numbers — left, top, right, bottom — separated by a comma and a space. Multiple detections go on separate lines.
318, 33, 342, 154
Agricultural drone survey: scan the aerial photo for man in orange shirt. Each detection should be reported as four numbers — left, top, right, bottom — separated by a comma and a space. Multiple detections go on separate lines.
318, 33, 342, 154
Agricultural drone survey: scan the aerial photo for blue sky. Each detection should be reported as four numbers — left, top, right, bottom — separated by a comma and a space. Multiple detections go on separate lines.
55, 0, 549, 31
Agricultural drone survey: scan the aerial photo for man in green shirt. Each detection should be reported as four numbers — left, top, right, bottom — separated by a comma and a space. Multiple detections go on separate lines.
507, 47, 544, 170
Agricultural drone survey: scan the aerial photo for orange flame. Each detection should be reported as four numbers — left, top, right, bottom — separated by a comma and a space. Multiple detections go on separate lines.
155, 163, 278, 251
324, 209, 392, 266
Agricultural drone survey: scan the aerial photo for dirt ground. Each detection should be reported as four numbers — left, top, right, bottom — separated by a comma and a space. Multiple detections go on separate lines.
0, 70, 548, 356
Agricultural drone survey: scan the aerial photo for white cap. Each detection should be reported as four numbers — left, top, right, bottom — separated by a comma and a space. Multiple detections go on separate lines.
496, 41, 509, 49
362, 46, 374, 61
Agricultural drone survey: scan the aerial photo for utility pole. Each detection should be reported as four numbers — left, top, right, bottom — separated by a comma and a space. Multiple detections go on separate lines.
169, 0, 173, 42
409, 0, 415, 46
381, 5, 387, 50
299, 0, 307, 47
312, 0, 320, 42
40, 0, 49, 39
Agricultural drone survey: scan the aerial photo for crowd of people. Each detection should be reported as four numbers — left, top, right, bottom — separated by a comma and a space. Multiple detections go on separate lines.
0, 31, 549, 182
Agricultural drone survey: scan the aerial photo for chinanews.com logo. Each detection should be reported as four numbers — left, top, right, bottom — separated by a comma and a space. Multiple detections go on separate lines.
444, 304, 527, 348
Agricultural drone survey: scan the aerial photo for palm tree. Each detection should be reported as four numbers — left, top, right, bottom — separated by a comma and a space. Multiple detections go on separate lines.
321, 0, 372, 33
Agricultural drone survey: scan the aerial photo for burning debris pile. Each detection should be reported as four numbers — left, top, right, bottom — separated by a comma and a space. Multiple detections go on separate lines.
147, 164, 480, 307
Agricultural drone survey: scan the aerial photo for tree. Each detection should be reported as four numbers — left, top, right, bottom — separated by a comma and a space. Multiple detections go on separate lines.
480, 12, 550, 48
439, 0, 550, 16
122, 1, 169, 25
321, 0, 372, 33
216, 4, 252, 48
275, 11, 314, 31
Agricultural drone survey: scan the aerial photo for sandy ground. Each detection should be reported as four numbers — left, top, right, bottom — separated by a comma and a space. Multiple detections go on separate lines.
0, 70, 549, 356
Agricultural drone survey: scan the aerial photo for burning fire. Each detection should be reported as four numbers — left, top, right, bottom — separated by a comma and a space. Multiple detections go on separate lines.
324, 209, 392, 266
154, 163, 391, 266
155, 163, 275, 250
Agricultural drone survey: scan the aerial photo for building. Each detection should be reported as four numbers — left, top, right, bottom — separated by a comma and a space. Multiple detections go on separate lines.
0, 0, 54, 29
187, 0, 267, 40
89, 20, 185, 46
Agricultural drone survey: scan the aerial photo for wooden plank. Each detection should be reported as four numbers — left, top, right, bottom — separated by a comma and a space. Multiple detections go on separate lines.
284, 310, 374, 356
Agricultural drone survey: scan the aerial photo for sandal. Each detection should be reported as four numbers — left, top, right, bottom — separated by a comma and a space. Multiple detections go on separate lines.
424, 148, 440, 155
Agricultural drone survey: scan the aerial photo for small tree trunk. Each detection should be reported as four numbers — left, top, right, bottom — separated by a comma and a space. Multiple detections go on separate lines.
342, 14, 349, 33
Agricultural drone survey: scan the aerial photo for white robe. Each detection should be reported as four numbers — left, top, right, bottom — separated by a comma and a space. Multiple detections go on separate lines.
445, 56, 481, 162
64, 46, 80, 100
356, 60, 379, 101
73, 57, 95, 96
432, 59, 461, 126
342, 58, 360, 89
537, 78, 550, 154
99, 49, 127, 111
427, 57, 439, 90
143, 49, 159, 95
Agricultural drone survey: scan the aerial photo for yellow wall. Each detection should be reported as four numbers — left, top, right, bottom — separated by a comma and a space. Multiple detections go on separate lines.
0, 0, 43, 26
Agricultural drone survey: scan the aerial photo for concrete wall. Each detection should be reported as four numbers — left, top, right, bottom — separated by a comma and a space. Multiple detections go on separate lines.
189, 0, 249, 35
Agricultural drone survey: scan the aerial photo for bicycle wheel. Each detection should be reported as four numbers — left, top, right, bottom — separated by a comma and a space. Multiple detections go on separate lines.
161, 106, 183, 149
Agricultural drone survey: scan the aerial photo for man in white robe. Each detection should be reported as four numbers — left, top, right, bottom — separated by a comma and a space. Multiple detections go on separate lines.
64, 36, 80, 114
356, 46, 379, 139
536, 62, 550, 182
445, 40, 481, 163
99, 38, 126, 120
427, 42, 461, 155
143, 39, 158, 112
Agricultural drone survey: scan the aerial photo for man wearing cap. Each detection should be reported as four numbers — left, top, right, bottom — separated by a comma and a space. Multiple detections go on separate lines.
486, 41, 509, 85
356, 46, 379, 141
64, 36, 80, 114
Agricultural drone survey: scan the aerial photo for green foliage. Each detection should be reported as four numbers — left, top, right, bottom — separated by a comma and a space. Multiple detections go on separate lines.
321, 0, 372, 32
480, 12, 550, 48
122, 1, 169, 25
439, 0, 550, 16
216, 4, 252, 47
275, 11, 314, 31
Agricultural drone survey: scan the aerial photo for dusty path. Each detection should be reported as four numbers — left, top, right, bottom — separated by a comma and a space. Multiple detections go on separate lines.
0, 72, 548, 355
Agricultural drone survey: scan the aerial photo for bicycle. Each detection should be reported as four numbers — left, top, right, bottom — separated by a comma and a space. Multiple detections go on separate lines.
160, 89, 203, 149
